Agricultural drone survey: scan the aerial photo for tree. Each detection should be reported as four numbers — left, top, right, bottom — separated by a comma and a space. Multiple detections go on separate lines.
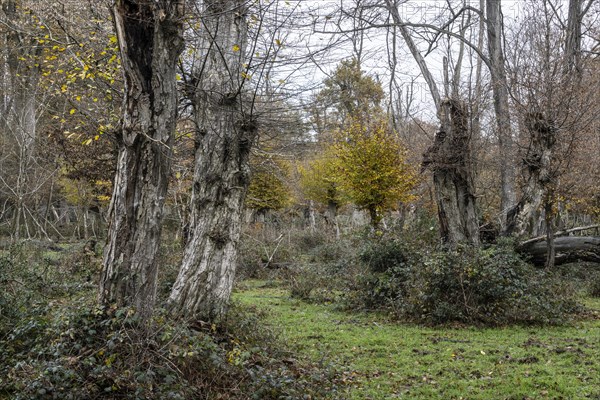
246, 156, 291, 217
98, 0, 185, 319
298, 148, 345, 234
384, 0, 480, 245
503, 0, 598, 267
313, 58, 384, 135
485, 0, 516, 229
333, 118, 417, 228
0, 0, 48, 241
168, 0, 258, 321
1, 0, 123, 241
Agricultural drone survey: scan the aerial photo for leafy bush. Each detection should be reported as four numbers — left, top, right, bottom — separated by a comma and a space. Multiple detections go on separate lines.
285, 235, 358, 303
0, 234, 341, 399
355, 238, 580, 325
0, 242, 94, 333
0, 296, 339, 400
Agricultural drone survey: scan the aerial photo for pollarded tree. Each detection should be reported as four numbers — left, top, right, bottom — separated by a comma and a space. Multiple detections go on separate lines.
99, 0, 185, 319
168, 0, 258, 321
332, 118, 418, 229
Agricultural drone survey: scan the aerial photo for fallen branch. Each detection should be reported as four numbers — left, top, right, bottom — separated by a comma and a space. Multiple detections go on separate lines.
519, 236, 600, 266
519, 224, 600, 247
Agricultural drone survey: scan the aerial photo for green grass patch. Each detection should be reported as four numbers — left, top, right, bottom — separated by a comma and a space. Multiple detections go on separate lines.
234, 280, 600, 399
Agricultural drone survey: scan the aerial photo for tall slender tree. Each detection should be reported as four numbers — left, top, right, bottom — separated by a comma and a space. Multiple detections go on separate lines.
486, 0, 516, 230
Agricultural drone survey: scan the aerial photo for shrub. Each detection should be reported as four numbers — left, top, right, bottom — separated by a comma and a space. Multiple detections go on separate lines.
0, 242, 89, 333
286, 263, 340, 303
285, 235, 358, 303
0, 297, 339, 400
354, 238, 580, 325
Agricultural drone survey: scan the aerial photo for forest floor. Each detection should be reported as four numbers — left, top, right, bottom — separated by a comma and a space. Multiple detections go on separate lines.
234, 280, 600, 400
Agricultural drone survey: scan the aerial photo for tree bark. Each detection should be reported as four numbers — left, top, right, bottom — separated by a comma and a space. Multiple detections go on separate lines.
486, 0, 516, 230
424, 100, 480, 246
506, 112, 556, 237
99, 0, 184, 319
519, 236, 600, 267
168, 0, 257, 321
386, 0, 479, 246
565, 0, 583, 75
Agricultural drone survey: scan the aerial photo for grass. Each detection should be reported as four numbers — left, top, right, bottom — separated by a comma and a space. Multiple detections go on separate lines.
234, 280, 600, 400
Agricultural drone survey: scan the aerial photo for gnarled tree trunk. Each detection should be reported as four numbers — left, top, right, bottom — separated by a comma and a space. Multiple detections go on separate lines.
385, 1, 479, 246
99, 0, 184, 319
424, 100, 480, 246
168, 0, 257, 321
506, 112, 556, 237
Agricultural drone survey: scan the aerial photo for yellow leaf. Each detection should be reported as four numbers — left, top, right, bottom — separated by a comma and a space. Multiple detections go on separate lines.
232, 44, 240, 52
69, 109, 76, 115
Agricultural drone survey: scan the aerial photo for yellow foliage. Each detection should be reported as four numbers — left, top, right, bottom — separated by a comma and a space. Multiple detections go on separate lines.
61, 176, 112, 207
298, 147, 345, 207
331, 118, 419, 224
246, 158, 291, 212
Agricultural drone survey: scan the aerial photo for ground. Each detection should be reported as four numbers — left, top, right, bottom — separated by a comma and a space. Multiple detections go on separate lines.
234, 280, 600, 400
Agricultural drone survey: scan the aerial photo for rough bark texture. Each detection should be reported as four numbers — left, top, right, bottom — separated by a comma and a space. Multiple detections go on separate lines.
423, 100, 480, 246
519, 236, 600, 267
386, 0, 479, 246
486, 0, 516, 229
99, 0, 184, 319
565, 0, 583, 75
506, 112, 556, 237
168, 0, 257, 321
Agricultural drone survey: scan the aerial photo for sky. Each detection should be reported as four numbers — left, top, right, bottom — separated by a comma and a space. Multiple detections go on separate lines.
268, 0, 527, 122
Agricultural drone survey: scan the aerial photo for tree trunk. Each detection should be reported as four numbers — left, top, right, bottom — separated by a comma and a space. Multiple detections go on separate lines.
425, 100, 480, 246
99, 0, 184, 319
308, 200, 316, 232
519, 236, 600, 267
565, 0, 583, 75
506, 112, 556, 237
326, 199, 340, 238
385, 0, 479, 246
168, 0, 257, 321
486, 0, 516, 229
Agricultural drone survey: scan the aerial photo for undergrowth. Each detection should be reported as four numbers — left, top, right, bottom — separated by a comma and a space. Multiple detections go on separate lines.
1, 300, 339, 399
0, 241, 339, 399
355, 237, 581, 325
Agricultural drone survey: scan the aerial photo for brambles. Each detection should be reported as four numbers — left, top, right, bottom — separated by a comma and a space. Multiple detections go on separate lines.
356, 237, 580, 325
